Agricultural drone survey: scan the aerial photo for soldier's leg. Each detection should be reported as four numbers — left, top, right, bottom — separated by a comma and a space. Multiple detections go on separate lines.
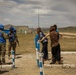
12, 43, 16, 55
1, 44, 6, 64
0, 47, 1, 64
8, 43, 11, 58
50, 47, 56, 64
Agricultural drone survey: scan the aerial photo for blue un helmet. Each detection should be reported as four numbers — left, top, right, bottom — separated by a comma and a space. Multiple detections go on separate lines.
0, 24, 4, 30
9, 26, 16, 34
9, 26, 15, 33
9, 26, 14, 31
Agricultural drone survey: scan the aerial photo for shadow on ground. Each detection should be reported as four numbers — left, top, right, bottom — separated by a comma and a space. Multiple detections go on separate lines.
0, 70, 9, 74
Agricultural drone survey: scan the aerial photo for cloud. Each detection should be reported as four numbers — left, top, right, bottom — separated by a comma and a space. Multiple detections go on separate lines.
4, 18, 10, 21
10, 0, 41, 5
34, 9, 50, 14
11, 7, 21, 13
0, 0, 76, 28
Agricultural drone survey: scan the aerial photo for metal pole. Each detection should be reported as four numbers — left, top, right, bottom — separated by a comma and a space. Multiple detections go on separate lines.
34, 35, 40, 67
39, 53, 44, 75
38, 13, 40, 27
36, 48, 39, 67
11, 50, 15, 68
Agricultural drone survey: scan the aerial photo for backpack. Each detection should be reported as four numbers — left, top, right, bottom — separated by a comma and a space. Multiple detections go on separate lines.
0, 31, 6, 44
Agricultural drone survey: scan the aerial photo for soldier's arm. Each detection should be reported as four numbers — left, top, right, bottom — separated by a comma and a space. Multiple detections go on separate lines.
39, 32, 50, 42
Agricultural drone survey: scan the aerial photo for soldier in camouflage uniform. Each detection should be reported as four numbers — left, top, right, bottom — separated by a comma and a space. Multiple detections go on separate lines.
0, 25, 6, 64
7, 26, 19, 59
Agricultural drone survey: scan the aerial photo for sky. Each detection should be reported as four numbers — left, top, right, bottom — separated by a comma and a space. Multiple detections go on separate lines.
0, 0, 76, 28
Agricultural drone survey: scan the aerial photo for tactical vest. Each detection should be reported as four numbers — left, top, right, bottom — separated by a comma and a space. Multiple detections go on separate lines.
8, 32, 15, 42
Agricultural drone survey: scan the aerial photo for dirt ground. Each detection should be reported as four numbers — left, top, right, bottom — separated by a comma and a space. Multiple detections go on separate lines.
0, 32, 76, 75
0, 53, 76, 75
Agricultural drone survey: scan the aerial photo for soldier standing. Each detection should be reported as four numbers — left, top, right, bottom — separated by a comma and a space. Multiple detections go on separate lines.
0, 24, 6, 64
7, 26, 19, 59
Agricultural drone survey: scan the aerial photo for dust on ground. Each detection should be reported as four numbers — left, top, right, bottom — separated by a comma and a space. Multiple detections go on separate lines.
0, 53, 76, 75
0, 32, 76, 75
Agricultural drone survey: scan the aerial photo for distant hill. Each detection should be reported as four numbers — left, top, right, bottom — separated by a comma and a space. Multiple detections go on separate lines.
33, 26, 76, 33
32, 26, 76, 33
4, 25, 76, 33
4, 24, 29, 33
4, 24, 28, 29
4, 24, 12, 29
58, 26, 76, 33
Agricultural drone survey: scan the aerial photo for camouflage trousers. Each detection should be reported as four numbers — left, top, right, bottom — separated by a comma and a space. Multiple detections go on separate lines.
8, 42, 16, 57
0, 44, 6, 64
